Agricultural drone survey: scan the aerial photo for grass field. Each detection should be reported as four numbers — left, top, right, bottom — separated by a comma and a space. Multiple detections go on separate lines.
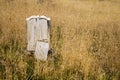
0, 0, 120, 80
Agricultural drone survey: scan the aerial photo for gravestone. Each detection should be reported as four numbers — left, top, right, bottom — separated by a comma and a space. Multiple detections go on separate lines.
26, 15, 50, 61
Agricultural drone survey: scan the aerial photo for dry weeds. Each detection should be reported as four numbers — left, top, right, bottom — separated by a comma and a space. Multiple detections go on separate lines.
0, 0, 120, 80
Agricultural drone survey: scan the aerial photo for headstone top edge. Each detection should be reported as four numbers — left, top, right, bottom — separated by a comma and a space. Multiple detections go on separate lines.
26, 15, 50, 21
26, 15, 39, 21
40, 16, 51, 20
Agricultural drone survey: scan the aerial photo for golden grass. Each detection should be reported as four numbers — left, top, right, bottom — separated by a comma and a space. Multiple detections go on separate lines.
0, 0, 120, 80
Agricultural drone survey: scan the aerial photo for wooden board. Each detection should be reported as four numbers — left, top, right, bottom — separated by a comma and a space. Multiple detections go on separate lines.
26, 16, 36, 51
34, 17, 48, 41
26, 15, 50, 60
34, 41, 49, 61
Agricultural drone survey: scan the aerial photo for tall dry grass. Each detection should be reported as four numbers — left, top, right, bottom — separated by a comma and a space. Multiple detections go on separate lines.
0, 0, 120, 80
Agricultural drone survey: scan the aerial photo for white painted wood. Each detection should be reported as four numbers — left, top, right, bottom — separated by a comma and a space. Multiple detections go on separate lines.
40, 16, 51, 45
26, 15, 39, 21
26, 15, 51, 61
39, 19, 48, 40
34, 18, 41, 42
34, 41, 49, 61
26, 17, 36, 51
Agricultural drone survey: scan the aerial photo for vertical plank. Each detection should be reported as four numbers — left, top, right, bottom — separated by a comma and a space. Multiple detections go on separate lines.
34, 18, 41, 42
26, 17, 36, 51
39, 18, 48, 40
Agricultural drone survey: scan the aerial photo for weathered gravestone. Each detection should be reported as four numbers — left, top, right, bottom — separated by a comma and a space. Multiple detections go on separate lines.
26, 15, 50, 61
